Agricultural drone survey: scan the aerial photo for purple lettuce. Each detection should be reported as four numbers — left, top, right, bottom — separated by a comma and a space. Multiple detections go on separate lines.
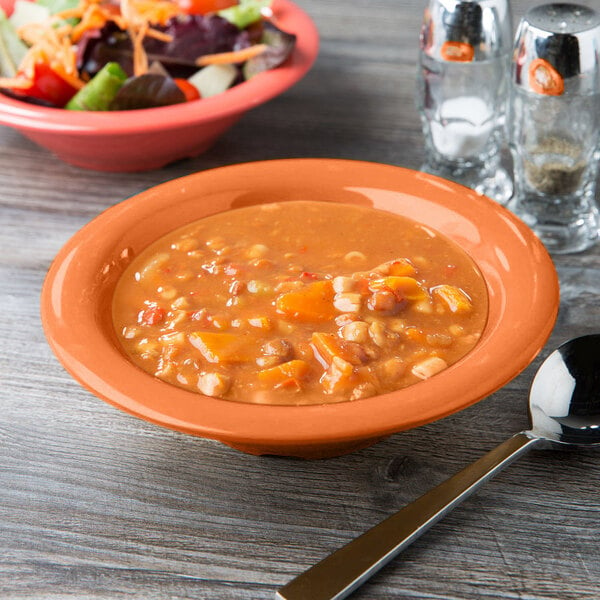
77, 15, 258, 79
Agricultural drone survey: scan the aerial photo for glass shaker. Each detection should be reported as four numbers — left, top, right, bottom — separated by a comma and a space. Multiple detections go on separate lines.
416, 0, 513, 204
508, 3, 600, 254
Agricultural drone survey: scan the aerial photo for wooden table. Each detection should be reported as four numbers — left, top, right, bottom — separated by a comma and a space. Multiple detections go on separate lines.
1, 1, 599, 598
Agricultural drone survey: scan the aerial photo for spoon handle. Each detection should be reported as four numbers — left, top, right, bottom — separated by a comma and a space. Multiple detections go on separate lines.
277, 432, 541, 600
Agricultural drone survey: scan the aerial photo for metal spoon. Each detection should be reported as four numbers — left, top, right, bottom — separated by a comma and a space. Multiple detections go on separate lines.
277, 334, 600, 600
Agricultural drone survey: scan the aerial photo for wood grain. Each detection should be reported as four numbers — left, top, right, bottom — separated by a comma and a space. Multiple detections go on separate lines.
1, 1, 599, 598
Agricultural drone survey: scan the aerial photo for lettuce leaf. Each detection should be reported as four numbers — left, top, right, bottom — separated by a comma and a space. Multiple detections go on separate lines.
109, 73, 186, 110
243, 21, 296, 79
0, 8, 27, 77
78, 16, 253, 79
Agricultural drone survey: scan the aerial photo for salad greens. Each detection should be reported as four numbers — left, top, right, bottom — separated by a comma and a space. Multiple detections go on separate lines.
0, 0, 296, 110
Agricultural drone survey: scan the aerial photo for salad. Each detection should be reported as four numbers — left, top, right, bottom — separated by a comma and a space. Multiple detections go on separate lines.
0, 0, 296, 110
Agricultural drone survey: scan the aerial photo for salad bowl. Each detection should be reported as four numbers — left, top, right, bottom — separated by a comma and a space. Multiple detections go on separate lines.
41, 159, 559, 458
0, 0, 318, 172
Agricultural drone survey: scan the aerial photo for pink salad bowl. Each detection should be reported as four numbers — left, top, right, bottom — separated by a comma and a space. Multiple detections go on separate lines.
0, 0, 319, 172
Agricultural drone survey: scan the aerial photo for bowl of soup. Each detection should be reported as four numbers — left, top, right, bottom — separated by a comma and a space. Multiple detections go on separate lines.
40, 159, 559, 458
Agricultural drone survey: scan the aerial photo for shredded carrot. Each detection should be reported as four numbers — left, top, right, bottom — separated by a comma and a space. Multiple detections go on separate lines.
131, 0, 181, 26
0, 76, 33, 90
196, 43, 268, 67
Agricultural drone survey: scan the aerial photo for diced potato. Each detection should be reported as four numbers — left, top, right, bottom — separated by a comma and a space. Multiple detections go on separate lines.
333, 292, 362, 313
411, 356, 448, 380
189, 332, 253, 363
432, 285, 472, 314
197, 372, 231, 397
276, 280, 336, 322
332, 276, 356, 293
320, 356, 355, 394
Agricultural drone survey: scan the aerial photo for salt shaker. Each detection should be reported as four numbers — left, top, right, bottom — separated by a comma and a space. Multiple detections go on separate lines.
508, 3, 600, 254
416, 0, 513, 204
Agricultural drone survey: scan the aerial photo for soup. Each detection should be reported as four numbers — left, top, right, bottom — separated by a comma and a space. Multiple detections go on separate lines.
112, 201, 488, 405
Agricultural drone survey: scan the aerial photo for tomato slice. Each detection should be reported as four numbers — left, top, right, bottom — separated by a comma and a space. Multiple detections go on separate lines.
174, 0, 238, 14
13, 63, 79, 107
174, 78, 201, 101
528, 58, 564, 96
440, 41, 474, 63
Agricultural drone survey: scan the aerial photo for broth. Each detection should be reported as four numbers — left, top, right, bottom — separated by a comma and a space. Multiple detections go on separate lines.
112, 201, 488, 405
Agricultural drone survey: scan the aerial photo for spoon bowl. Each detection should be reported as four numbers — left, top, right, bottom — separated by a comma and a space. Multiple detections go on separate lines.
529, 334, 600, 445
278, 334, 600, 600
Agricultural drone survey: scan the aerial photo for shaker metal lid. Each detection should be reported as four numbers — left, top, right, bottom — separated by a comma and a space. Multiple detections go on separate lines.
512, 3, 600, 96
420, 0, 513, 62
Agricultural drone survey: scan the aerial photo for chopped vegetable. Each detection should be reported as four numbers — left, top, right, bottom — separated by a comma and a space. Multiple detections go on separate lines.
1, 59, 80, 104
257, 359, 310, 387
432, 284, 472, 313
109, 72, 186, 109
9, 0, 49, 28
242, 21, 296, 79
175, 0, 237, 14
187, 62, 236, 97
311, 332, 364, 367
173, 76, 199, 100
276, 280, 337, 322
189, 331, 253, 363
195, 42, 267, 66
387, 259, 417, 277
66, 61, 127, 110
0, 8, 28, 77
217, 0, 271, 29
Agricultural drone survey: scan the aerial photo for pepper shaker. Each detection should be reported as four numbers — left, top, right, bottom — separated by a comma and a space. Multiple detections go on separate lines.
416, 0, 513, 204
508, 3, 600, 254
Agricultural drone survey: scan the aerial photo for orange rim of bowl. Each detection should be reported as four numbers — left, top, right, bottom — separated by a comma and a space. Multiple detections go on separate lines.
40, 159, 559, 450
0, 0, 319, 135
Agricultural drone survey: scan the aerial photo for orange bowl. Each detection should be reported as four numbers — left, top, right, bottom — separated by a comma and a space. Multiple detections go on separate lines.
40, 159, 559, 458
0, 0, 318, 172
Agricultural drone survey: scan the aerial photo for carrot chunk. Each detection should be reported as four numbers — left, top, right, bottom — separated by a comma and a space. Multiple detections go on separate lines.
311, 332, 364, 366
432, 285, 472, 313
320, 356, 355, 395
257, 359, 310, 387
387, 259, 417, 277
189, 331, 253, 363
275, 280, 336, 322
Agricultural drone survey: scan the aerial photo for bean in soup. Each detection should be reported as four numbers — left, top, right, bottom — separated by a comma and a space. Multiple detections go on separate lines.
112, 201, 488, 405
